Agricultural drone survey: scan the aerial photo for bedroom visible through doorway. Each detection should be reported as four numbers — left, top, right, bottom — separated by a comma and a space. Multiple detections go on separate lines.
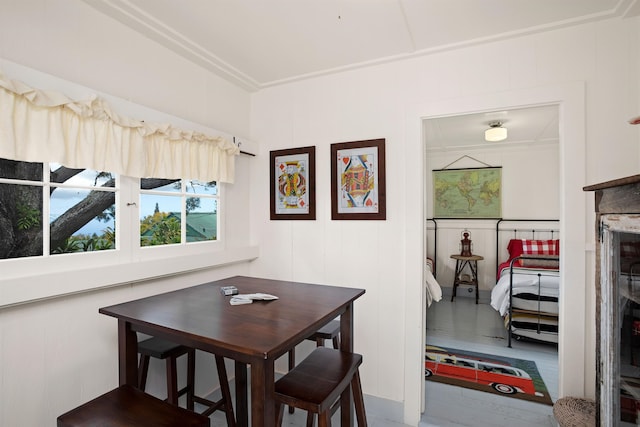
421, 105, 560, 426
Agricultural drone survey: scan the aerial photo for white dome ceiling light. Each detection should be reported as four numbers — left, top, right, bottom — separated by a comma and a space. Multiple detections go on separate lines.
485, 121, 508, 142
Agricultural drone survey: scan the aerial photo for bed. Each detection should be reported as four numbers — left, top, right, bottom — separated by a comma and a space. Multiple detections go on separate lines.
490, 226, 560, 347
425, 257, 442, 307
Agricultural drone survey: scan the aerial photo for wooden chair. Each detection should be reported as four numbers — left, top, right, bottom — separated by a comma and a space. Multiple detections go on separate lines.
57, 384, 210, 427
275, 347, 367, 427
137, 337, 236, 426
287, 320, 341, 414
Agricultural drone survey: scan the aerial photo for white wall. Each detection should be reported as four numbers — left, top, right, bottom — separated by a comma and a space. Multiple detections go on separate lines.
250, 17, 640, 425
0, 2, 255, 426
0, 2, 638, 426
0, 0, 251, 139
425, 141, 560, 294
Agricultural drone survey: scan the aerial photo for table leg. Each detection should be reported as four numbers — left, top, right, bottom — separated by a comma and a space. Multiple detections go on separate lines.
235, 361, 248, 427
340, 305, 355, 427
250, 359, 275, 427
117, 319, 138, 387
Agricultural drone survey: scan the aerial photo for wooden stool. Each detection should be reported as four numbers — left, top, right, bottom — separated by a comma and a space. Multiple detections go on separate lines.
288, 320, 340, 372
138, 337, 236, 426
287, 320, 341, 414
275, 347, 367, 427
57, 384, 210, 427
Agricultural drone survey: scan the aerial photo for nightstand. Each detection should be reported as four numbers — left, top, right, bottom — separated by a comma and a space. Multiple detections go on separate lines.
450, 254, 483, 304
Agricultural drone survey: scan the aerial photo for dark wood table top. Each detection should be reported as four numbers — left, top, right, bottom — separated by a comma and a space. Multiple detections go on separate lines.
100, 275, 365, 361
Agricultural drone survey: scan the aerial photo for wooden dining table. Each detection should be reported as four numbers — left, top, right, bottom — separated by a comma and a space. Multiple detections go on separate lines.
99, 275, 365, 427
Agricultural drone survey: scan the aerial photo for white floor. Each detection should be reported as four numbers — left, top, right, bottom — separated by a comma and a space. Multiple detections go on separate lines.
202, 374, 414, 427
206, 406, 412, 427
420, 296, 558, 427
205, 295, 559, 426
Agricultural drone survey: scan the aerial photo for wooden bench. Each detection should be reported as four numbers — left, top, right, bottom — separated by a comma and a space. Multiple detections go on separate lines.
57, 384, 210, 427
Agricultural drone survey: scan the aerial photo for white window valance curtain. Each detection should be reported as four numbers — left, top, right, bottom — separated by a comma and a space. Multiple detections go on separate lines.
0, 73, 239, 183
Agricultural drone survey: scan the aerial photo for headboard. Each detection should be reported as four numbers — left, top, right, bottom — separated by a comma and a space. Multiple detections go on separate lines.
495, 218, 560, 276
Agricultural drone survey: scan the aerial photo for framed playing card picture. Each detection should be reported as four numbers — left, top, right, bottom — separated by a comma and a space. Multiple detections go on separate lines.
331, 138, 386, 220
270, 146, 316, 220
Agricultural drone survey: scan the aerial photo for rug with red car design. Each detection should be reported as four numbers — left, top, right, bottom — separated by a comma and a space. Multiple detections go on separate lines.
424, 345, 552, 405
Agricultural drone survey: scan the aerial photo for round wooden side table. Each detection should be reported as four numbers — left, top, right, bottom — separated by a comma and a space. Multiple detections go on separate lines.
450, 254, 484, 304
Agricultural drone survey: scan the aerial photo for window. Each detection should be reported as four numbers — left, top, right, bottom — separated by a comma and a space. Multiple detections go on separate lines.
0, 66, 257, 308
139, 179, 218, 246
0, 158, 117, 259
0, 158, 220, 260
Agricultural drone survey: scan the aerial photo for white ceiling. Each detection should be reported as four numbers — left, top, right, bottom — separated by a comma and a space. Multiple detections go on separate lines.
81, 0, 638, 146
83, 0, 639, 92
424, 104, 560, 149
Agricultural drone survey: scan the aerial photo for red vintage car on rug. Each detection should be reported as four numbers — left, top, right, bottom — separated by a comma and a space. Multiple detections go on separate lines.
425, 350, 543, 397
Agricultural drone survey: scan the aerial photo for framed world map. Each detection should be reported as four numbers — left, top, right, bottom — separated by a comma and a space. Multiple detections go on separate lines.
432, 167, 502, 218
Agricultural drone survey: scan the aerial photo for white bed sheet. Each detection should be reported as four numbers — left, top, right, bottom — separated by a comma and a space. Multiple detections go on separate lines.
425, 259, 442, 307
490, 267, 559, 316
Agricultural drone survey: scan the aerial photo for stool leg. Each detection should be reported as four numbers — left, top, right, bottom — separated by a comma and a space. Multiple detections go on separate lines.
331, 336, 339, 349
316, 337, 326, 347
288, 349, 296, 414
186, 349, 195, 410
166, 355, 179, 405
351, 370, 368, 427
138, 354, 150, 390
475, 281, 479, 304
306, 412, 315, 427
470, 260, 479, 304
215, 355, 237, 427
451, 260, 461, 301
275, 402, 285, 426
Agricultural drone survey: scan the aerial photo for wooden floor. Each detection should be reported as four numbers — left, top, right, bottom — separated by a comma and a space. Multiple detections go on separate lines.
420, 296, 558, 427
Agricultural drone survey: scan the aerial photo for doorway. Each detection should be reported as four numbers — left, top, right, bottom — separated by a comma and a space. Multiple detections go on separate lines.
421, 106, 560, 425
405, 82, 588, 426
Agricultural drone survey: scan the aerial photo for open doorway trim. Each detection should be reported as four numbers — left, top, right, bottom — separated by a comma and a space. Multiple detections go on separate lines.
402, 82, 586, 425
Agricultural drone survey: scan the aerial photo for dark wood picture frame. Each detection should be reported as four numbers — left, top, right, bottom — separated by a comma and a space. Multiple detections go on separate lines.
331, 138, 386, 220
270, 146, 316, 220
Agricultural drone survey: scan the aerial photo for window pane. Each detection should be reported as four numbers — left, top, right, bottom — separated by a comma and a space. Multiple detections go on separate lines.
50, 164, 113, 187
0, 182, 43, 259
186, 180, 218, 196
140, 194, 182, 246
186, 197, 217, 242
0, 158, 43, 181
140, 178, 219, 247
142, 179, 182, 193
50, 187, 116, 254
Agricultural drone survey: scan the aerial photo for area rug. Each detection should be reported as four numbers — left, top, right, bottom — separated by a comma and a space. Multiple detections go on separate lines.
425, 345, 552, 405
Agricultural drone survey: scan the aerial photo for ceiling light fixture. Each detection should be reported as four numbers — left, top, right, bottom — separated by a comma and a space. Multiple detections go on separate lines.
485, 121, 508, 142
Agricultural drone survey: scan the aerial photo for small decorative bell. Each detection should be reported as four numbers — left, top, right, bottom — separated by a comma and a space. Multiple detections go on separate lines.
460, 230, 473, 257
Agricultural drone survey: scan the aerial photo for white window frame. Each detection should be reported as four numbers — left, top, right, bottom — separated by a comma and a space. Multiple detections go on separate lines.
0, 62, 258, 309
0, 170, 257, 308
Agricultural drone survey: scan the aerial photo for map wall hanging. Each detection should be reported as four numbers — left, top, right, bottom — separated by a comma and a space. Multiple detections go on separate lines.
432, 166, 502, 218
